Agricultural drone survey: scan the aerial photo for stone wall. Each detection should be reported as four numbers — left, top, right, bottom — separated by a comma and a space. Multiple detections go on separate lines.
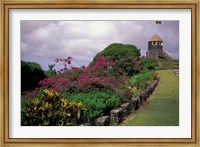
82, 75, 160, 126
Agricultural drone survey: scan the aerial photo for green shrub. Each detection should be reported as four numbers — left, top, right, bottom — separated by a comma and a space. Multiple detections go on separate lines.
127, 70, 157, 95
21, 60, 46, 93
44, 64, 57, 77
91, 43, 141, 76
93, 43, 141, 61
156, 59, 179, 70
21, 89, 85, 126
139, 58, 158, 70
69, 89, 121, 122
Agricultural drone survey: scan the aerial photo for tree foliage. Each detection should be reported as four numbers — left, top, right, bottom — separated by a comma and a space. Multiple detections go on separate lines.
21, 60, 46, 93
139, 58, 158, 70
93, 43, 141, 62
91, 43, 141, 76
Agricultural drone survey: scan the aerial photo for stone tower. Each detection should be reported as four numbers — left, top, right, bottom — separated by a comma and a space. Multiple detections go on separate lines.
146, 34, 172, 59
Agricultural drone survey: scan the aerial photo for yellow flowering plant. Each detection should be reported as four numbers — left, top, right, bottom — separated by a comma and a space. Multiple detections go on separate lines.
21, 89, 85, 126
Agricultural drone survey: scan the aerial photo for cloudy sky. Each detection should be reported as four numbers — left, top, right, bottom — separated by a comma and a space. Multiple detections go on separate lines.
21, 20, 179, 70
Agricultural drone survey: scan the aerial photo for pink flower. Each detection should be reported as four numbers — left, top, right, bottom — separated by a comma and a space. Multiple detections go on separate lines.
55, 58, 59, 63
72, 66, 81, 71
120, 58, 125, 62
139, 55, 145, 59
96, 56, 106, 62
137, 66, 142, 72
68, 56, 73, 60
108, 60, 116, 66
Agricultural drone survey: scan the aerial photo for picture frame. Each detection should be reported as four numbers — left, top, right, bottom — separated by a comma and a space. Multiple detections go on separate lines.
0, 0, 199, 146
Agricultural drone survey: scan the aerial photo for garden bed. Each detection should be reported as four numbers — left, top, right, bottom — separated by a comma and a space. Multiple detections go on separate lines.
89, 75, 160, 126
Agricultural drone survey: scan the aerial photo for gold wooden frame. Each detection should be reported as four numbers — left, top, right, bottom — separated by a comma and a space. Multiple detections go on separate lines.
0, 0, 199, 146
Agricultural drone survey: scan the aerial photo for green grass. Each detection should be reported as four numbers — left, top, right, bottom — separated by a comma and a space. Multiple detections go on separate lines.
123, 69, 179, 126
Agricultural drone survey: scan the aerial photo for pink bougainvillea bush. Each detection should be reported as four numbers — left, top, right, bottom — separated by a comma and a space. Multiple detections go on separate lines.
26, 55, 142, 100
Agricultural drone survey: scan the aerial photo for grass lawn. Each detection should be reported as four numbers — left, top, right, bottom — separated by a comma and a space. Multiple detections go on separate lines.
121, 69, 179, 126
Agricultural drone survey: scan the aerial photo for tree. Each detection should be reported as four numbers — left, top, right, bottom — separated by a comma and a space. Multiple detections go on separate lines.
21, 60, 46, 93
91, 43, 141, 76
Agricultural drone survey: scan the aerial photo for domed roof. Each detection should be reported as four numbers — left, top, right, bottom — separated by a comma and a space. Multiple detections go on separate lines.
148, 34, 163, 42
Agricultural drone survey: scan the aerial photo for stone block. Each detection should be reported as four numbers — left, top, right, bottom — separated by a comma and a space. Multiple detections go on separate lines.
145, 88, 150, 98
130, 97, 137, 110
139, 94, 143, 104
149, 83, 154, 94
121, 103, 132, 116
95, 116, 110, 126
131, 96, 141, 110
155, 75, 160, 81
121, 103, 132, 111
153, 80, 157, 90
141, 90, 148, 101
110, 108, 123, 125
80, 122, 92, 126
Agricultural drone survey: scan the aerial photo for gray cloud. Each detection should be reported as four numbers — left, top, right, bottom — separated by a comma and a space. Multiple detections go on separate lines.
21, 20, 179, 70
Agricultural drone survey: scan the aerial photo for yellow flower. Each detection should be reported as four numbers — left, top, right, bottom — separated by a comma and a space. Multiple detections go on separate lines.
33, 98, 39, 106
55, 91, 59, 96
76, 102, 83, 119
60, 98, 68, 107
43, 89, 54, 97
34, 106, 37, 111
128, 86, 137, 93
77, 102, 83, 108
45, 102, 49, 108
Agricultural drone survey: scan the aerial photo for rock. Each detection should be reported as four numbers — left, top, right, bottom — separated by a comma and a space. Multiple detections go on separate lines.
145, 84, 152, 95
121, 103, 132, 116
135, 102, 139, 110
80, 122, 92, 126
139, 94, 143, 104
137, 97, 142, 108
110, 108, 123, 125
121, 103, 132, 111
153, 80, 158, 90
130, 96, 141, 110
130, 97, 138, 110
149, 83, 154, 94
95, 116, 110, 126
121, 108, 128, 118
143, 79, 159, 99
155, 80, 158, 86
155, 75, 160, 81
141, 90, 148, 101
